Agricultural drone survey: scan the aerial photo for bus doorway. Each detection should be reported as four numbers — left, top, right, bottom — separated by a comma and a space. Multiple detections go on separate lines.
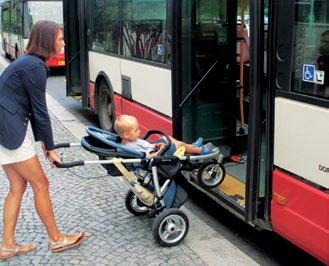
177, 0, 237, 147
175, 0, 270, 220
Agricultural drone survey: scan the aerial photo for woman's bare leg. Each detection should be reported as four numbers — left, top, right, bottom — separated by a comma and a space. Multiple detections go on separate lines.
1, 165, 27, 246
2, 155, 84, 247
3, 155, 62, 242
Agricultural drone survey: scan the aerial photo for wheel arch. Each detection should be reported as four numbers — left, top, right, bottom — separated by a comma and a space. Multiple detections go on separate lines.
94, 71, 115, 115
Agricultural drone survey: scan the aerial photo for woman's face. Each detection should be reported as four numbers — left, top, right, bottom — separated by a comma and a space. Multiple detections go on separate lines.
54, 29, 65, 56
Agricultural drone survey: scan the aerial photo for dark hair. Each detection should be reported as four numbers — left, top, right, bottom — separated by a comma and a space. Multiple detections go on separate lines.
26, 20, 61, 59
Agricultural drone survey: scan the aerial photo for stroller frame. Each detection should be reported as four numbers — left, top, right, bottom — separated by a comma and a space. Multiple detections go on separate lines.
54, 126, 225, 246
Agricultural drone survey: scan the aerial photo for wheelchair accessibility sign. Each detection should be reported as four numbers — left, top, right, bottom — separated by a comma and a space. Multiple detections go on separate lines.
303, 64, 315, 82
302, 64, 325, 84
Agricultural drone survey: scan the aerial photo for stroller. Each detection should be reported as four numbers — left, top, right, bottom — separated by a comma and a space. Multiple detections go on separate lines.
54, 126, 225, 247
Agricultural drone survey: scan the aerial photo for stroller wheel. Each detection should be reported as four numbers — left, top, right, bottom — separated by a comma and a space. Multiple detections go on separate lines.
197, 161, 226, 188
124, 190, 149, 216
152, 208, 189, 247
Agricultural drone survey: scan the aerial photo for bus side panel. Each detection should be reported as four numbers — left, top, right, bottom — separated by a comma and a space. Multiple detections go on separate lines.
46, 52, 65, 68
271, 169, 329, 265
120, 59, 172, 117
114, 94, 172, 136
274, 97, 329, 189
89, 82, 96, 111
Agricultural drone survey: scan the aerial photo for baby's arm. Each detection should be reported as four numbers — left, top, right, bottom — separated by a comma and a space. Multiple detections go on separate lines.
146, 143, 166, 158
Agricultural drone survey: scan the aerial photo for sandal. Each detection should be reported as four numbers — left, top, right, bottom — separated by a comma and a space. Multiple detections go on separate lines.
49, 232, 85, 253
0, 243, 36, 260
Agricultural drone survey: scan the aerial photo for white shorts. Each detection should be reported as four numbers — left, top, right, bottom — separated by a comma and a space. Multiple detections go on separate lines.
0, 135, 36, 165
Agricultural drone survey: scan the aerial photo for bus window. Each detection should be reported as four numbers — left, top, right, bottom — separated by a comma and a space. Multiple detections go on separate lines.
121, 0, 170, 64
91, 0, 120, 54
23, 1, 63, 38
23, 4, 33, 38
292, 0, 329, 99
11, 1, 20, 35
2, 5, 10, 33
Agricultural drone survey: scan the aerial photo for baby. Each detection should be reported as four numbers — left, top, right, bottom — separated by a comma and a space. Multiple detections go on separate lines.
114, 114, 214, 157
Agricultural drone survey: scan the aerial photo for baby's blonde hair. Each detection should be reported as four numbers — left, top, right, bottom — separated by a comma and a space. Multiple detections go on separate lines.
114, 114, 137, 137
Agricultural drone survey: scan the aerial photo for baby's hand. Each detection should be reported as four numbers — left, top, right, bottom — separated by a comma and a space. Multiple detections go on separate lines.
155, 143, 165, 150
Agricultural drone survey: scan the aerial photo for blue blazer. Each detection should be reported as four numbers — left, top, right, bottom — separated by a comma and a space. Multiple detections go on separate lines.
0, 54, 54, 150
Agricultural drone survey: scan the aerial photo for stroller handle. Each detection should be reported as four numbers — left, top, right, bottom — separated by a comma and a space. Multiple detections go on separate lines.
54, 161, 85, 168
53, 142, 81, 149
52, 143, 84, 168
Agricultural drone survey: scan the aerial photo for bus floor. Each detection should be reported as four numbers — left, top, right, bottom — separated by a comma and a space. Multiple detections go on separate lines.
188, 162, 247, 208
217, 172, 246, 207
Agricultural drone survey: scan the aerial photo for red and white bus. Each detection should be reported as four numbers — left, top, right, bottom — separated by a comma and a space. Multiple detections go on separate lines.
63, 0, 329, 264
1, 0, 65, 67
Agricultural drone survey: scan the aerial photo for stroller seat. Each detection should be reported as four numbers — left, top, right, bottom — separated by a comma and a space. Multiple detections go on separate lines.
82, 126, 183, 178
83, 126, 146, 158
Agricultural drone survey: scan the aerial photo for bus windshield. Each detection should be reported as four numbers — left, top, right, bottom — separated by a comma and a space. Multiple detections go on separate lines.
23, 1, 63, 38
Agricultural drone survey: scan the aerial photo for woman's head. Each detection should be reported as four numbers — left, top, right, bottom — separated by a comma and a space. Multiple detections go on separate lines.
26, 20, 64, 59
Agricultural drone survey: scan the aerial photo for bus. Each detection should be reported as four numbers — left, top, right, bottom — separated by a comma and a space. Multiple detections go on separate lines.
63, 0, 329, 264
1, 0, 65, 67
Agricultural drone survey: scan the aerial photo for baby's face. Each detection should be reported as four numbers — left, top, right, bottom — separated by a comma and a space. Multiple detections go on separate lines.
125, 120, 141, 141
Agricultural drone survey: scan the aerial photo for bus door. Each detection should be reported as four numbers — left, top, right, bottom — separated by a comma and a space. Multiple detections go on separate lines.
63, 0, 89, 108
174, 0, 271, 227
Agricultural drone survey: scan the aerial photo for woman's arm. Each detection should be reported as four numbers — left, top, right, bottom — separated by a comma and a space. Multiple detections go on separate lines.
22, 62, 55, 151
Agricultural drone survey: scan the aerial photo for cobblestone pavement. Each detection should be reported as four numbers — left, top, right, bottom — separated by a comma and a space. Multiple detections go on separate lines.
0, 113, 207, 266
0, 53, 261, 266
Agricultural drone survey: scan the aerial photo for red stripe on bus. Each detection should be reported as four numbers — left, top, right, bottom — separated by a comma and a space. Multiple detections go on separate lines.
46, 53, 65, 68
271, 169, 329, 265
89, 82, 95, 111
113, 94, 172, 137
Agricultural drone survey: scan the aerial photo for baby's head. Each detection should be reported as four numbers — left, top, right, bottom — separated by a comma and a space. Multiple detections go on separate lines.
114, 114, 141, 142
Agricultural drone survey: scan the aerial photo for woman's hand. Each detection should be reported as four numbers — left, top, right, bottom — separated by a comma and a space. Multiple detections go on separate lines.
46, 149, 62, 168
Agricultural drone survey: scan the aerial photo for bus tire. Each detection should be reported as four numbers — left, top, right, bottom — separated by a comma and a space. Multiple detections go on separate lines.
97, 79, 114, 130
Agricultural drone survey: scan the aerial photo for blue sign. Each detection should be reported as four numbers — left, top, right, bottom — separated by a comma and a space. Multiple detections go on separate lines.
302, 64, 315, 83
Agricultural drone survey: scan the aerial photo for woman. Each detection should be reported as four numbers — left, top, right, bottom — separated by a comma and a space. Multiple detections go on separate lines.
0, 21, 85, 260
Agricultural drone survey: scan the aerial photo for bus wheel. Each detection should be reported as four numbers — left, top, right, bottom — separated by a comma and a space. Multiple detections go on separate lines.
97, 80, 114, 130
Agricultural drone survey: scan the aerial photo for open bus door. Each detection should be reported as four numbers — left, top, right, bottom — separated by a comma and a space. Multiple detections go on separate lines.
63, 0, 89, 108
173, 0, 271, 229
